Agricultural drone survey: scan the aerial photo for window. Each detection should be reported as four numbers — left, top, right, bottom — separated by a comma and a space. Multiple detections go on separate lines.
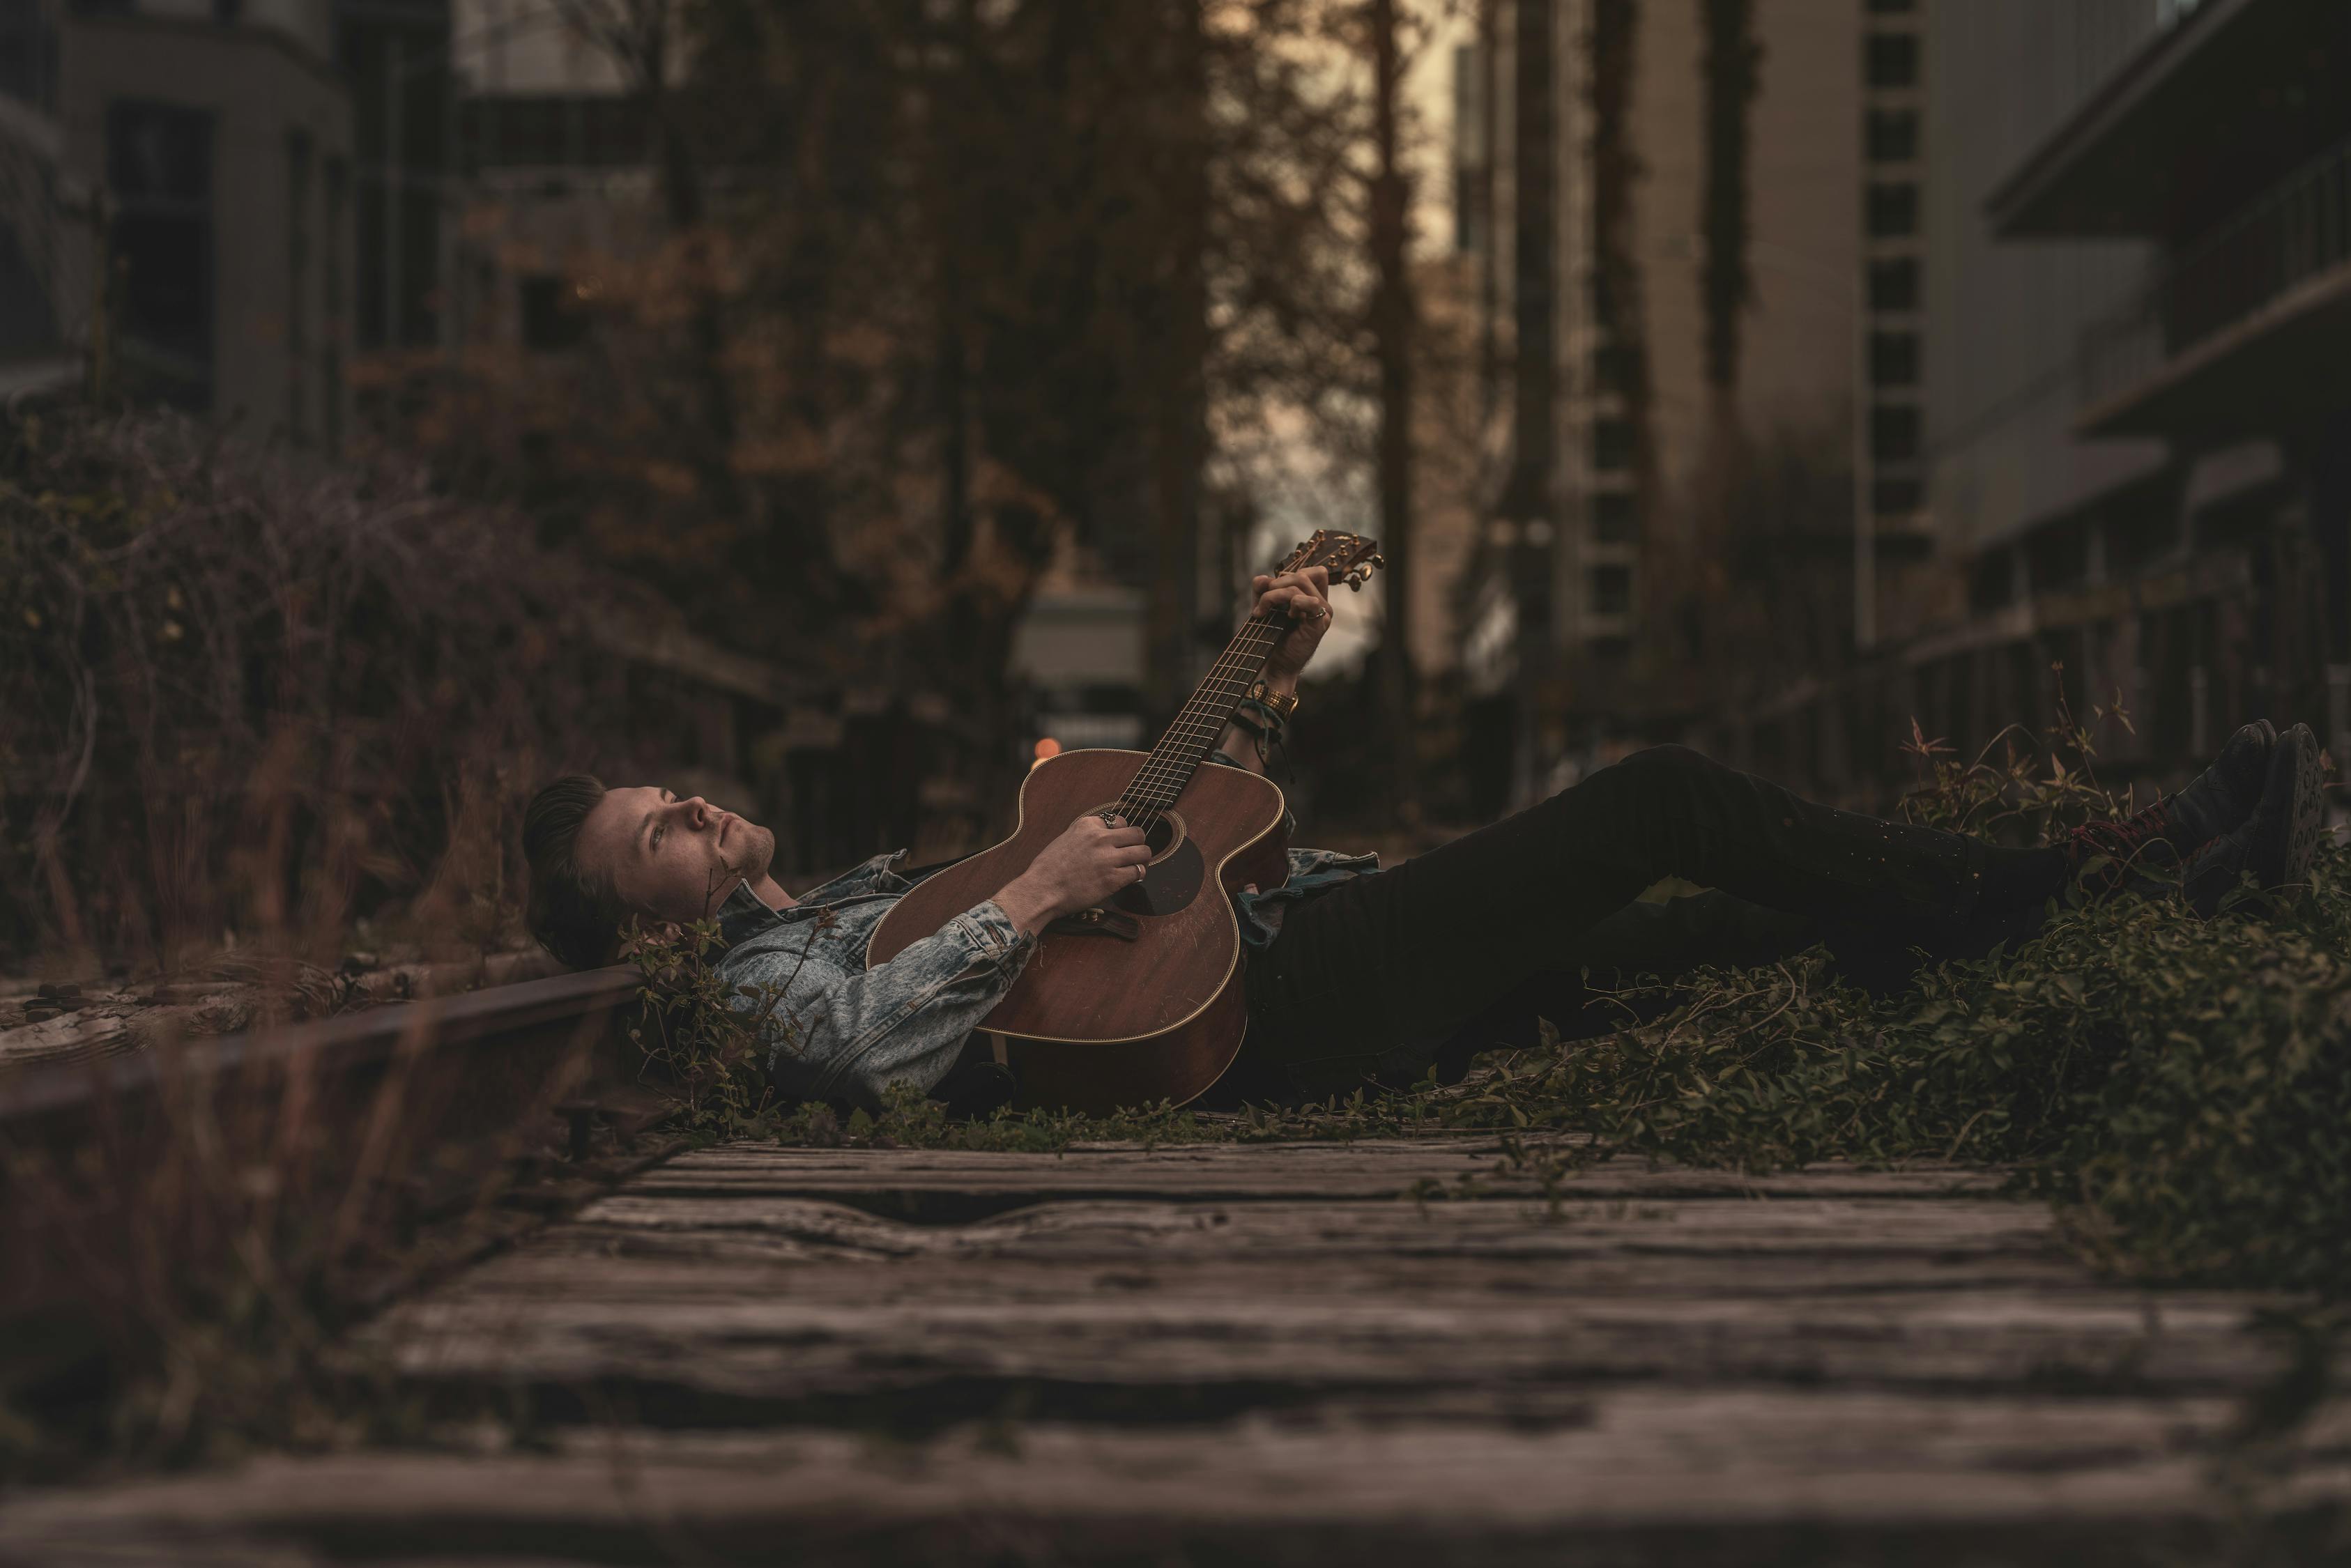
1865, 33, 1918, 88
520, 274, 588, 351
1589, 268, 1625, 333
1592, 489, 1637, 543
0, 222, 55, 358
1869, 256, 1919, 312
1871, 403, 1920, 463
1454, 166, 1481, 252
1588, 565, 1632, 617
1969, 551, 2013, 615
461, 95, 653, 171
1866, 109, 1917, 163
1591, 417, 1634, 472
1591, 341, 1637, 393
1452, 43, 1485, 164
1867, 181, 1917, 238
108, 100, 215, 406
1874, 475, 1924, 516
2026, 519, 2089, 592
1869, 331, 1919, 387
0, 0, 59, 113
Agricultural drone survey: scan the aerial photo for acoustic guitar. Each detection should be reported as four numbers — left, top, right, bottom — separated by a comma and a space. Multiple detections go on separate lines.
866, 530, 1384, 1114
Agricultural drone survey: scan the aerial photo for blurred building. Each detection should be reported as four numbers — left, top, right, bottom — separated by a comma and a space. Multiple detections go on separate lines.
1452, 0, 1885, 797
1708, 0, 2351, 799
1935, 0, 2351, 774
335, 0, 450, 355
0, 0, 353, 434
444, 0, 659, 353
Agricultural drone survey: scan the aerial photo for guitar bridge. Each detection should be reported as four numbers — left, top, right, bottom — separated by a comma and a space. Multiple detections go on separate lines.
1048, 907, 1141, 941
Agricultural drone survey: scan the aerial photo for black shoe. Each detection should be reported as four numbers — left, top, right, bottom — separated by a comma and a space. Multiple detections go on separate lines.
2164, 718, 2277, 853
2067, 720, 2274, 898
2182, 722, 2325, 917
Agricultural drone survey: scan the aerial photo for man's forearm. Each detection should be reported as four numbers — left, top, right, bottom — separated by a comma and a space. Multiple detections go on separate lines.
990, 875, 1059, 938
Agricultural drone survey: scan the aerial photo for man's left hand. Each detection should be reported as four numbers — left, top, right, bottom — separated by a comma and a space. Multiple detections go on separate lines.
1252, 565, 1333, 689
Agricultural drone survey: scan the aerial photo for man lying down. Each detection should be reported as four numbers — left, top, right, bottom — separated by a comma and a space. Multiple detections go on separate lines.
518, 565, 2326, 1112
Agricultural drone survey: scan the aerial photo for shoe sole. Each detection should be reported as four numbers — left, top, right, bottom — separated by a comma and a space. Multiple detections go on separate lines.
2282, 723, 2325, 887
2244, 724, 2325, 896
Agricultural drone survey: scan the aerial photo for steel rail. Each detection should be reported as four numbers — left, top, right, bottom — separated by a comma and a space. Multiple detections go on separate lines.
0, 965, 643, 1126
0, 964, 660, 1382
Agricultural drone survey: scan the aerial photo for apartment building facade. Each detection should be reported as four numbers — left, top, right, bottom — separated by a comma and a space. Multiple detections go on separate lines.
1966, 0, 2351, 771
1736, 0, 2351, 801
0, 0, 355, 437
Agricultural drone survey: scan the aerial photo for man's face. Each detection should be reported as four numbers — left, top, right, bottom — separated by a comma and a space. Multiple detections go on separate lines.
576, 785, 777, 925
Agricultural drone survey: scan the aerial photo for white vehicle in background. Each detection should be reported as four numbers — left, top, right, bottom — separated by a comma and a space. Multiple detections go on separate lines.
1010, 582, 1147, 766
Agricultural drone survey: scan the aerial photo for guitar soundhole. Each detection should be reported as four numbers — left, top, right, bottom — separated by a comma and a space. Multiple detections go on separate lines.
1085, 803, 1200, 916
1092, 804, 1186, 867
1141, 814, 1179, 860
1114, 836, 1203, 917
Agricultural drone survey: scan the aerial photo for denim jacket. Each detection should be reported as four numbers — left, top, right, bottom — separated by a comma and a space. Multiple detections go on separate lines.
712, 821, 1377, 1110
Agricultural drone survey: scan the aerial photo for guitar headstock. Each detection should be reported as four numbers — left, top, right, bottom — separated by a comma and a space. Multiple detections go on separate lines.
1276, 529, 1384, 592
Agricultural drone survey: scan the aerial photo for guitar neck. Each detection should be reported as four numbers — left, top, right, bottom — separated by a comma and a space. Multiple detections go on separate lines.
1117, 614, 1288, 818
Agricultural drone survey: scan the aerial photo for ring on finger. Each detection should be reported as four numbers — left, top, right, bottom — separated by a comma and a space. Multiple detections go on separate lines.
1134, 862, 1147, 882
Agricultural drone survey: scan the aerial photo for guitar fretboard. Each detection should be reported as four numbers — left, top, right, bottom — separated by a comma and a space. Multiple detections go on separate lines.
1115, 614, 1287, 826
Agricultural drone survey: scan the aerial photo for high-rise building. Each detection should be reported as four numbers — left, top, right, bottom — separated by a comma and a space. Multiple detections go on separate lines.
1454, 0, 1876, 793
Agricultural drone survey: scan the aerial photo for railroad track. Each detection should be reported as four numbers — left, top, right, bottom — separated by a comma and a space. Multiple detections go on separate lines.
0, 963, 672, 1417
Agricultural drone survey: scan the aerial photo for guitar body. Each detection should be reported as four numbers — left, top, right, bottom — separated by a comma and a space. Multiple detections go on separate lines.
866, 748, 1289, 1114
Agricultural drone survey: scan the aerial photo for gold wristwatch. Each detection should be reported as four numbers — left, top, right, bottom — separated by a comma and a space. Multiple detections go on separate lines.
1245, 679, 1301, 721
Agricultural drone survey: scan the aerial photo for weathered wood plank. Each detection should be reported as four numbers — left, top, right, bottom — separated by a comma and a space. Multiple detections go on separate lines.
459, 1192, 2101, 1289
358, 1193, 2291, 1408
367, 1282, 2289, 1408
18, 1142, 2339, 1565
5, 1392, 2343, 1566
632, 1139, 2007, 1212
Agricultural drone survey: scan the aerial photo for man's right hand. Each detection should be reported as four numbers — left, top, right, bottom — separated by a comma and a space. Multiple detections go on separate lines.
992, 813, 1152, 935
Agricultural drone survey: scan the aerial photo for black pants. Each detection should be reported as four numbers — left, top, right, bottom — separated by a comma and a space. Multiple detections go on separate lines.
1240, 745, 2068, 1101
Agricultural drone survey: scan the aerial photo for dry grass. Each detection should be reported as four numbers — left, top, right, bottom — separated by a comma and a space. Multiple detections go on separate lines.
0, 400, 627, 978
0, 400, 666, 1478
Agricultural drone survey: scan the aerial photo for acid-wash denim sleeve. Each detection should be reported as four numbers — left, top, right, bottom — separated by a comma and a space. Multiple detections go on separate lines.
725, 898, 1035, 1110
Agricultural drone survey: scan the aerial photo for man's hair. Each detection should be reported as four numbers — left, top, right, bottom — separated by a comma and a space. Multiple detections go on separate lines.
523, 774, 630, 969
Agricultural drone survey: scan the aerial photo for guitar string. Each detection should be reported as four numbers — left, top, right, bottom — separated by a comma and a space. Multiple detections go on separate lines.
1119, 628, 1273, 821
1140, 624, 1277, 785
1112, 543, 1362, 821
1124, 620, 1276, 806
1127, 619, 1279, 802
1158, 615, 1289, 763
1119, 617, 1287, 820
